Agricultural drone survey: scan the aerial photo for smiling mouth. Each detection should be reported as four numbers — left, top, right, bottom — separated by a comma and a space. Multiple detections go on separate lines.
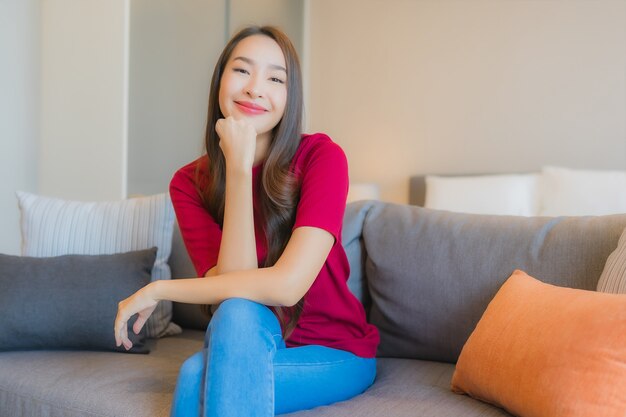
234, 101, 268, 111
234, 101, 268, 115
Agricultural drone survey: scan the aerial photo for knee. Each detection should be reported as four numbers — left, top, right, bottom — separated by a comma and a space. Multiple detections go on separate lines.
205, 298, 278, 346
209, 298, 267, 330
178, 351, 204, 379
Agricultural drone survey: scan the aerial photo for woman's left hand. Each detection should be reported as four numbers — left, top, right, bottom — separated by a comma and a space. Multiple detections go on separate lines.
114, 283, 159, 351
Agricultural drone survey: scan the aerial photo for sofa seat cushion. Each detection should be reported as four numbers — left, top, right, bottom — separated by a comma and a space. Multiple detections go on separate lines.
0, 329, 510, 417
284, 358, 512, 417
0, 330, 205, 417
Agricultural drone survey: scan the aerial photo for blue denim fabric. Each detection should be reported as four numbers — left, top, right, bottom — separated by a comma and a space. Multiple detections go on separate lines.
170, 298, 377, 417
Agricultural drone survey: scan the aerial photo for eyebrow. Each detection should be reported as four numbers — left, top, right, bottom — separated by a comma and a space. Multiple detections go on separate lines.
233, 56, 287, 73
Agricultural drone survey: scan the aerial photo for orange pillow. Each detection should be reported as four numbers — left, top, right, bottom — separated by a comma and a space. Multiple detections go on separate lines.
451, 270, 626, 417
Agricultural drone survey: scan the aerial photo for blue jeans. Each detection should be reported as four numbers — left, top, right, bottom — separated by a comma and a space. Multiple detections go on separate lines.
170, 298, 377, 417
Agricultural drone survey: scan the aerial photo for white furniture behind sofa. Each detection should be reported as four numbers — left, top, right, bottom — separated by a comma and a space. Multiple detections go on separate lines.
410, 166, 626, 217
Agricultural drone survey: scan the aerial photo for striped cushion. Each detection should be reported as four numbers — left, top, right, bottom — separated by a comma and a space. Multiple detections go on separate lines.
16, 191, 182, 338
597, 226, 626, 293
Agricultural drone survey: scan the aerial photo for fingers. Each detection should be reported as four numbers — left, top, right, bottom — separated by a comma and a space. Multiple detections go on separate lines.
133, 313, 148, 335
114, 320, 130, 350
214, 117, 257, 170
215, 117, 231, 138
215, 118, 225, 137
114, 306, 133, 351
114, 310, 122, 347
215, 116, 256, 137
120, 324, 132, 350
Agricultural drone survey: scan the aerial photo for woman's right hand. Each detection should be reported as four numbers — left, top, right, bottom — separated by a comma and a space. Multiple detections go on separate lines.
215, 116, 257, 172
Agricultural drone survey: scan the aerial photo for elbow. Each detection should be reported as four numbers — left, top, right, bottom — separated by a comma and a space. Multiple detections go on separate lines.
276, 281, 299, 307
278, 271, 309, 308
281, 292, 301, 308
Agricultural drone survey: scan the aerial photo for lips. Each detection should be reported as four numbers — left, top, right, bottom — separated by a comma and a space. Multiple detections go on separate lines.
234, 101, 268, 115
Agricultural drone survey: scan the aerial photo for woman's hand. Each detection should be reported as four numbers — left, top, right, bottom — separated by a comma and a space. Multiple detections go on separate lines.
215, 116, 257, 171
114, 283, 159, 351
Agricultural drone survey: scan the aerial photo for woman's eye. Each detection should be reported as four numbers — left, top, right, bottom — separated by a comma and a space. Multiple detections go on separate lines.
270, 77, 285, 84
233, 68, 249, 74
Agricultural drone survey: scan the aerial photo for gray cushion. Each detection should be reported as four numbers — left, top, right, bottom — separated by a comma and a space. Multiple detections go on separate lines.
0, 249, 156, 354
343, 200, 376, 310
363, 202, 626, 363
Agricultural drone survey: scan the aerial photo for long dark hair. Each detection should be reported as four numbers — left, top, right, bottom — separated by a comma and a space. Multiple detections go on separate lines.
195, 26, 304, 340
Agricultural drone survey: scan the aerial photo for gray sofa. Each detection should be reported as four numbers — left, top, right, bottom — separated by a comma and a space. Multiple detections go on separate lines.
2, 200, 625, 417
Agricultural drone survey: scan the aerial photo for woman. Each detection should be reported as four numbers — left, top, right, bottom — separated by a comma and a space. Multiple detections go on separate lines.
114, 25, 379, 417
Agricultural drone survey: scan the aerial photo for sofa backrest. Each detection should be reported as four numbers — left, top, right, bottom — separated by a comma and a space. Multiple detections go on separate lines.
358, 201, 626, 363
169, 200, 626, 364
169, 223, 214, 330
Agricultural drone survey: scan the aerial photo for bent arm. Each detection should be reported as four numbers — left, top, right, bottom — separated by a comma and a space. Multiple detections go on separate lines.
210, 166, 258, 276
169, 160, 258, 279
153, 226, 334, 307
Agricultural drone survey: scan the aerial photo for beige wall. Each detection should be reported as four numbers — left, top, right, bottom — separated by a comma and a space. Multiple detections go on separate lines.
127, 0, 226, 196
307, 0, 626, 203
229, 0, 304, 51
40, 0, 128, 201
127, 0, 305, 196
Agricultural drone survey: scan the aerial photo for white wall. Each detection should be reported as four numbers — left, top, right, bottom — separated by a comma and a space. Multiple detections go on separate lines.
307, 0, 626, 203
0, 0, 40, 255
40, 0, 128, 201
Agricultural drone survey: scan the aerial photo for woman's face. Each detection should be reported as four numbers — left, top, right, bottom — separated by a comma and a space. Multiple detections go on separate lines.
219, 34, 288, 140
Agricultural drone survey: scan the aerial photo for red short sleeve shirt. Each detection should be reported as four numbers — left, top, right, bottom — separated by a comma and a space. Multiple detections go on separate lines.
169, 133, 380, 358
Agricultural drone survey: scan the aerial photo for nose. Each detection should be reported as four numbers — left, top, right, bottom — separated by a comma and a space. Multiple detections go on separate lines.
245, 75, 263, 98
